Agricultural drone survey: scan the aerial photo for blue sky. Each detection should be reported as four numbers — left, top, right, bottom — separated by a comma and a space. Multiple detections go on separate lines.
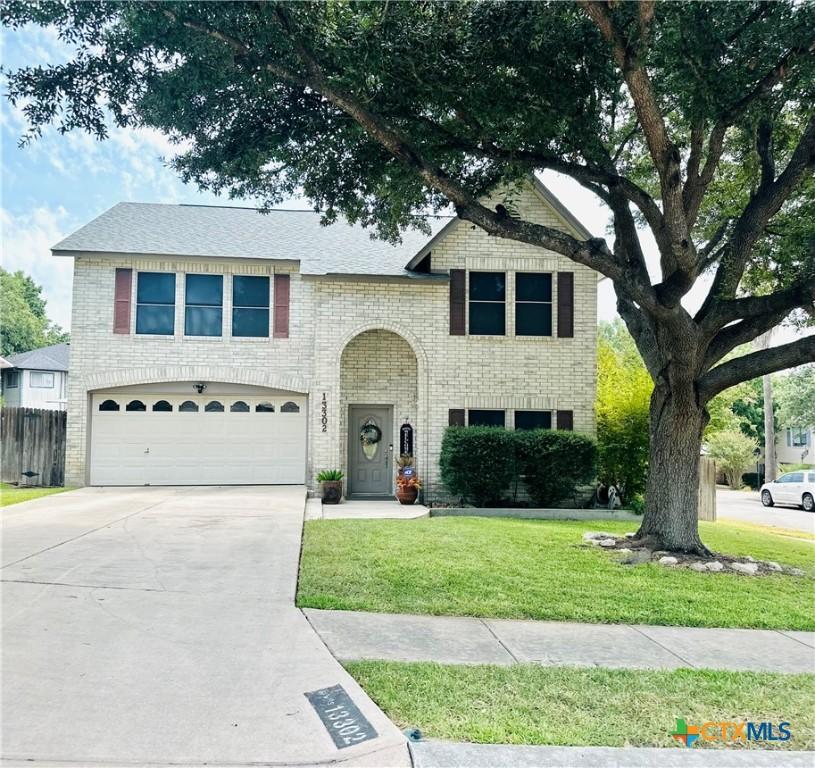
2, 23, 707, 334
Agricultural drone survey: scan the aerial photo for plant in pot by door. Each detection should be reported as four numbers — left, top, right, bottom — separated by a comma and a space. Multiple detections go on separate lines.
317, 469, 344, 504
395, 469, 422, 505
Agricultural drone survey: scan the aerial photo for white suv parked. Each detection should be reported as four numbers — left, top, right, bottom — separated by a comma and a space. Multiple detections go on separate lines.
760, 471, 815, 512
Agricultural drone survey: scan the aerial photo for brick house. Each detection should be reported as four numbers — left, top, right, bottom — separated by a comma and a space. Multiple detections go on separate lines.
54, 178, 597, 499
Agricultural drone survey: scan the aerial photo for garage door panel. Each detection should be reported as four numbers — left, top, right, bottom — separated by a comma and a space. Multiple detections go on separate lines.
90, 393, 306, 485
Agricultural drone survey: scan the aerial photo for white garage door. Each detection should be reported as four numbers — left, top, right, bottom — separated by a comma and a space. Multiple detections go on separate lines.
90, 393, 307, 485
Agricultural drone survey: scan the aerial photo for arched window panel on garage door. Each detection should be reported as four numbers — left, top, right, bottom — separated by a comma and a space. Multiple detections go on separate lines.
205, 401, 224, 412
179, 400, 199, 413
230, 401, 250, 412
281, 401, 300, 413
125, 400, 146, 412
99, 399, 120, 411
256, 401, 275, 412
152, 400, 173, 412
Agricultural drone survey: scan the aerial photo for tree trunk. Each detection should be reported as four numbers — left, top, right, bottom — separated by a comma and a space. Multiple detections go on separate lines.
763, 374, 776, 483
636, 378, 710, 554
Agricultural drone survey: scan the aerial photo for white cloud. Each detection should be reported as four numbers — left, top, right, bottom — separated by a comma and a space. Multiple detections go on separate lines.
1, 206, 75, 330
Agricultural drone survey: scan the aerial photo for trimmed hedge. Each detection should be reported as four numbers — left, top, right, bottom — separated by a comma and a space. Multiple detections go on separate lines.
440, 426, 597, 507
515, 429, 598, 507
439, 426, 516, 507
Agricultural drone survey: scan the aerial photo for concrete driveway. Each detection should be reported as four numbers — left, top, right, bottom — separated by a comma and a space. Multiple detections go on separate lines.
1, 486, 407, 767
716, 488, 815, 535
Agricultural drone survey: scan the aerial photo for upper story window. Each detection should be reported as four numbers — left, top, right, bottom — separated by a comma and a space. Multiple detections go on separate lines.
5, 370, 19, 388
136, 272, 176, 335
30, 371, 55, 388
232, 276, 270, 337
185, 274, 223, 337
469, 272, 505, 335
516, 273, 552, 336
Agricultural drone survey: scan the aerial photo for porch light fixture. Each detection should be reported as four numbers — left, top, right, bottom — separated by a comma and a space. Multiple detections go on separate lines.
194, 382, 207, 394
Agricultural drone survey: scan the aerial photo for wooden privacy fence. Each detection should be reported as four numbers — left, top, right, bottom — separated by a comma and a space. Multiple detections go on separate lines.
1, 407, 67, 487
698, 456, 716, 521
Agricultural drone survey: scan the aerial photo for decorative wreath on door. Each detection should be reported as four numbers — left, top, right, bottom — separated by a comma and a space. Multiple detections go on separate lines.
360, 422, 383, 446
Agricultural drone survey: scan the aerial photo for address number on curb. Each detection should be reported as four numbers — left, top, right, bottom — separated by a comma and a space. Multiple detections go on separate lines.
304, 684, 378, 749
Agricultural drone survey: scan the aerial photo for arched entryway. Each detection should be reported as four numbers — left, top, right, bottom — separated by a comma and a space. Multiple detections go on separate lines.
340, 329, 419, 497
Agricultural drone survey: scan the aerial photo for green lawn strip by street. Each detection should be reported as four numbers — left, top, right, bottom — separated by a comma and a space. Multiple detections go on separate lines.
0, 483, 70, 507
297, 518, 815, 630
346, 661, 815, 750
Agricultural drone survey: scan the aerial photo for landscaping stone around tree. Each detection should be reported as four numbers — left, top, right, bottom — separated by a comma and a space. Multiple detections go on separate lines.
729, 562, 759, 576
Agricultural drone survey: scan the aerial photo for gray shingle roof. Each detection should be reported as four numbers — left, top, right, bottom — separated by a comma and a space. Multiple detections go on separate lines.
52, 203, 453, 277
6, 343, 70, 372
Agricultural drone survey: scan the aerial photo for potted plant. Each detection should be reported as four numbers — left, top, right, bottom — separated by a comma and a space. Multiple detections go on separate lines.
317, 469, 344, 504
395, 469, 422, 505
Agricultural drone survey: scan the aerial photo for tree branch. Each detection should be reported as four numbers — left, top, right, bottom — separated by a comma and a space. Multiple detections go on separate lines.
580, 0, 691, 269
163, 3, 666, 312
756, 118, 776, 188
706, 279, 815, 331
699, 112, 815, 313
683, 40, 815, 225
700, 334, 815, 400
702, 309, 791, 370
411, 116, 665, 240
617, 292, 662, 379
696, 219, 731, 270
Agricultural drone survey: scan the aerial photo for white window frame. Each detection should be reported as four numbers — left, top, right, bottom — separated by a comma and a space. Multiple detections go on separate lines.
788, 427, 809, 447
30, 370, 55, 389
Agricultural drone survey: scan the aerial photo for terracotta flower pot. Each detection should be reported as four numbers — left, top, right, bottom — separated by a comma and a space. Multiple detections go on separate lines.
395, 485, 418, 505
321, 480, 343, 504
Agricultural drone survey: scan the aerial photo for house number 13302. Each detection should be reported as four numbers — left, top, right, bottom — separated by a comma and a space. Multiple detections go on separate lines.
321, 393, 328, 432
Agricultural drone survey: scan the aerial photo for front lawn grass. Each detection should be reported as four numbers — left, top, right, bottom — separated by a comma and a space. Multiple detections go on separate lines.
297, 518, 815, 630
0, 483, 70, 507
346, 661, 815, 750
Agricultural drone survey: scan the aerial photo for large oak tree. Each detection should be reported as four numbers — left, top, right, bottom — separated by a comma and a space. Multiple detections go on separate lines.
4, 1, 814, 552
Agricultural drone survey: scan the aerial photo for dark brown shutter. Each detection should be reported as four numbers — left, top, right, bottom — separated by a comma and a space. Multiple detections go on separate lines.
556, 410, 574, 431
273, 274, 290, 338
449, 269, 466, 335
557, 272, 574, 338
448, 409, 465, 427
113, 268, 132, 334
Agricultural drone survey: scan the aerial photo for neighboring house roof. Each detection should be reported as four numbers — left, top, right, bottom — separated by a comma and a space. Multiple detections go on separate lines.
5, 343, 70, 372
0, 357, 11, 369
51, 177, 596, 278
52, 202, 453, 277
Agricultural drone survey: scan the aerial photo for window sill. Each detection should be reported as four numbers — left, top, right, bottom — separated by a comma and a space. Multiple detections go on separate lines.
182, 335, 226, 342
134, 333, 177, 340
464, 334, 560, 341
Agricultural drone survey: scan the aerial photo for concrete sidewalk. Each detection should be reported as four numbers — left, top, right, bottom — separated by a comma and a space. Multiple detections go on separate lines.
304, 609, 815, 673
305, 497, 429, 520
410, 740, 815, 767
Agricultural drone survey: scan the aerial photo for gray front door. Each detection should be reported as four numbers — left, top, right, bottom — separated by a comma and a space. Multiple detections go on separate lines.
348, 405, 393, 497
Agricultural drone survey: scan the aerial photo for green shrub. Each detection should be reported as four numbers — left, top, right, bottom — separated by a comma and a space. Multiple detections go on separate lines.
705, 429, 757, 489
627, 493, 646, 515
741, 472, 761, 490
515, 429, 598, 507
316, 469, 344, 482
439, 426, 517, 507
440, 426, 597, 508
